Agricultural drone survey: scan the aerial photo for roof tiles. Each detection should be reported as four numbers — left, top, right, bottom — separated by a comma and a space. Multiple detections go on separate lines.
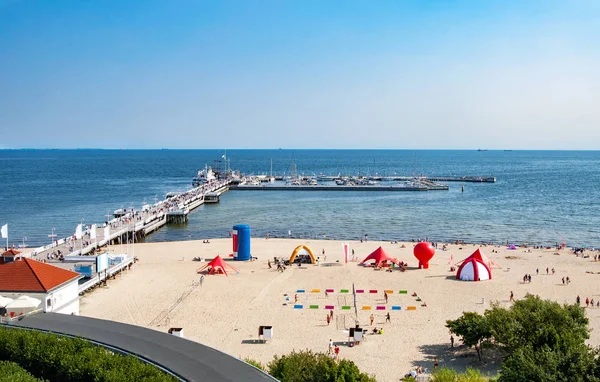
0, 258, 80, 292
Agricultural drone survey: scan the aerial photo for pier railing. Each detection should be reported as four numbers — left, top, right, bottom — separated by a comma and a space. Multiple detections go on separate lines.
27, 179, 232, 262
78, 255, 134, 294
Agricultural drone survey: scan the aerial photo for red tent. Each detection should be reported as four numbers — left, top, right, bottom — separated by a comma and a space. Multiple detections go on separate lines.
197, 255, 238, 276
456, 249, 492, 281
456, 249, 499, 269
360, 247, 399, 267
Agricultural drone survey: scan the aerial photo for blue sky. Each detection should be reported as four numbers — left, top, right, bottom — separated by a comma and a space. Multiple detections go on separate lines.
1, 0, 599, 149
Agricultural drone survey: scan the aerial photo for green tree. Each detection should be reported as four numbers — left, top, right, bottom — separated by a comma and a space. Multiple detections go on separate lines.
483, 295, 593, 381
446, 312, 492, 362
487, 295, 589, 354
267, 350, 375, 382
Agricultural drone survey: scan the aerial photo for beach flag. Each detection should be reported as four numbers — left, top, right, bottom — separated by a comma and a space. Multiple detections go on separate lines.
342, 242, 349, 264
0, 224, 7, 239
75, 224, 83, 240
90, 224, 97, 240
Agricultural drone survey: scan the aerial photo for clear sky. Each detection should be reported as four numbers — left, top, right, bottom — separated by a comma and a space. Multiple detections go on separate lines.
1, 0, 599, 149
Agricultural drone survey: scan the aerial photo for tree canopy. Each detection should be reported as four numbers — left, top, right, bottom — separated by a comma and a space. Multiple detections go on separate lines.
446, 294, 600, 381
267, 350, 375, 382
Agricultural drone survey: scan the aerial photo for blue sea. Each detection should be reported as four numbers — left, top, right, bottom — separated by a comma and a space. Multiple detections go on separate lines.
1, 149, 599, 248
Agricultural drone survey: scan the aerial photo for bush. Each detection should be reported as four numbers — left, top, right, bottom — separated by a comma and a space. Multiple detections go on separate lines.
431, 367, 492, 382
0, 360, 44, 382
267, 349, 375, 382
244, 357, 266, 371
0, 327, 177, 382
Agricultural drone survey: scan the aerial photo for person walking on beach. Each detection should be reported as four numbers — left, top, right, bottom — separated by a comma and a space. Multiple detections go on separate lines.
386, 312, 391, 323
384, 291, 388, 304
330, 310, 334, 320
586, 297, 590, 307
546, 267, 549, 274
370, 314, 374, 326
510, 291, 514, 302
434, 357, 439, 371
294, 294, 298, 303
334, 346, 340, 361
326, 314, 331, 326
328, 339, 333, 354
567, 276, 570, 284
562, 277, 565, 285
450, 335, 454, 348
552, 267, 555, 275
577, 295, 581, 305
536, 268, 539, 275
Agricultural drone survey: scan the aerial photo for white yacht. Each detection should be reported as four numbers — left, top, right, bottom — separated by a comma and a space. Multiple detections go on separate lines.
192, 166, 217, 187
113, 208, 127, 218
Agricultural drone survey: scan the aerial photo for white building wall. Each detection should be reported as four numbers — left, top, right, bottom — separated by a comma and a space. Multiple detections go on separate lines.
1, 279, 80, 316
46, 281, 80, 315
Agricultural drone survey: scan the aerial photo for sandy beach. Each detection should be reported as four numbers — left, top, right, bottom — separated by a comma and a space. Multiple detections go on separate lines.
80, 238, 600, 381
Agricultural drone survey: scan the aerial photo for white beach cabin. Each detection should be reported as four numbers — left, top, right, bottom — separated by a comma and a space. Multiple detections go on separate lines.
0, 257, 82, 317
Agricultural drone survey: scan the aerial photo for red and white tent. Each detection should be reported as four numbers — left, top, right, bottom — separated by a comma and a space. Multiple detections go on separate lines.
197, 255, 238, 276
456, 249, 492, 281
360, 247, 399, 267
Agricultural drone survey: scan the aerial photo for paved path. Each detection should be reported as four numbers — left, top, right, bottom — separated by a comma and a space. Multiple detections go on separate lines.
5, 312, 275, 382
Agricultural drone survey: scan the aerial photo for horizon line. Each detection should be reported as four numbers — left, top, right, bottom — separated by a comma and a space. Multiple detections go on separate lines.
1, 148, 600, 152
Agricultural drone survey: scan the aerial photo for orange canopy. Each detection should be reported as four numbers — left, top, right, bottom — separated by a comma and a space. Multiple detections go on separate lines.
197, 255, 238, 276
360, 247, 399, 267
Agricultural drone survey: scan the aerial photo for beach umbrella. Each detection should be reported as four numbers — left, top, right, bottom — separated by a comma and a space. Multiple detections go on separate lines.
0, 295, 13, 308
6, 295, 42, 312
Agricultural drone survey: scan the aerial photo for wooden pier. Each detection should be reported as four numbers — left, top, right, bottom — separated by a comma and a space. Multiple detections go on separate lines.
24, 179, 232, 266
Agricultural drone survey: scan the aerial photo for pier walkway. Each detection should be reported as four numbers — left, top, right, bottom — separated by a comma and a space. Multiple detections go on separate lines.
22, 180, 232, 264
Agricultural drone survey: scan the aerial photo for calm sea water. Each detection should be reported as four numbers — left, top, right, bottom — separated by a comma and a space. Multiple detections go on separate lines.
1, 149, 599, 248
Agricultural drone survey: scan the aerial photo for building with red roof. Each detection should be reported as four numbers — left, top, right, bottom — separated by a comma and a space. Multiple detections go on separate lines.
1, 248, 21, 264
0, 258, 82, 315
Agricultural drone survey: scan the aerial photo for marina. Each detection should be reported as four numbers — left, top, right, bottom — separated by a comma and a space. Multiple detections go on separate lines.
230, 183, 447, 191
